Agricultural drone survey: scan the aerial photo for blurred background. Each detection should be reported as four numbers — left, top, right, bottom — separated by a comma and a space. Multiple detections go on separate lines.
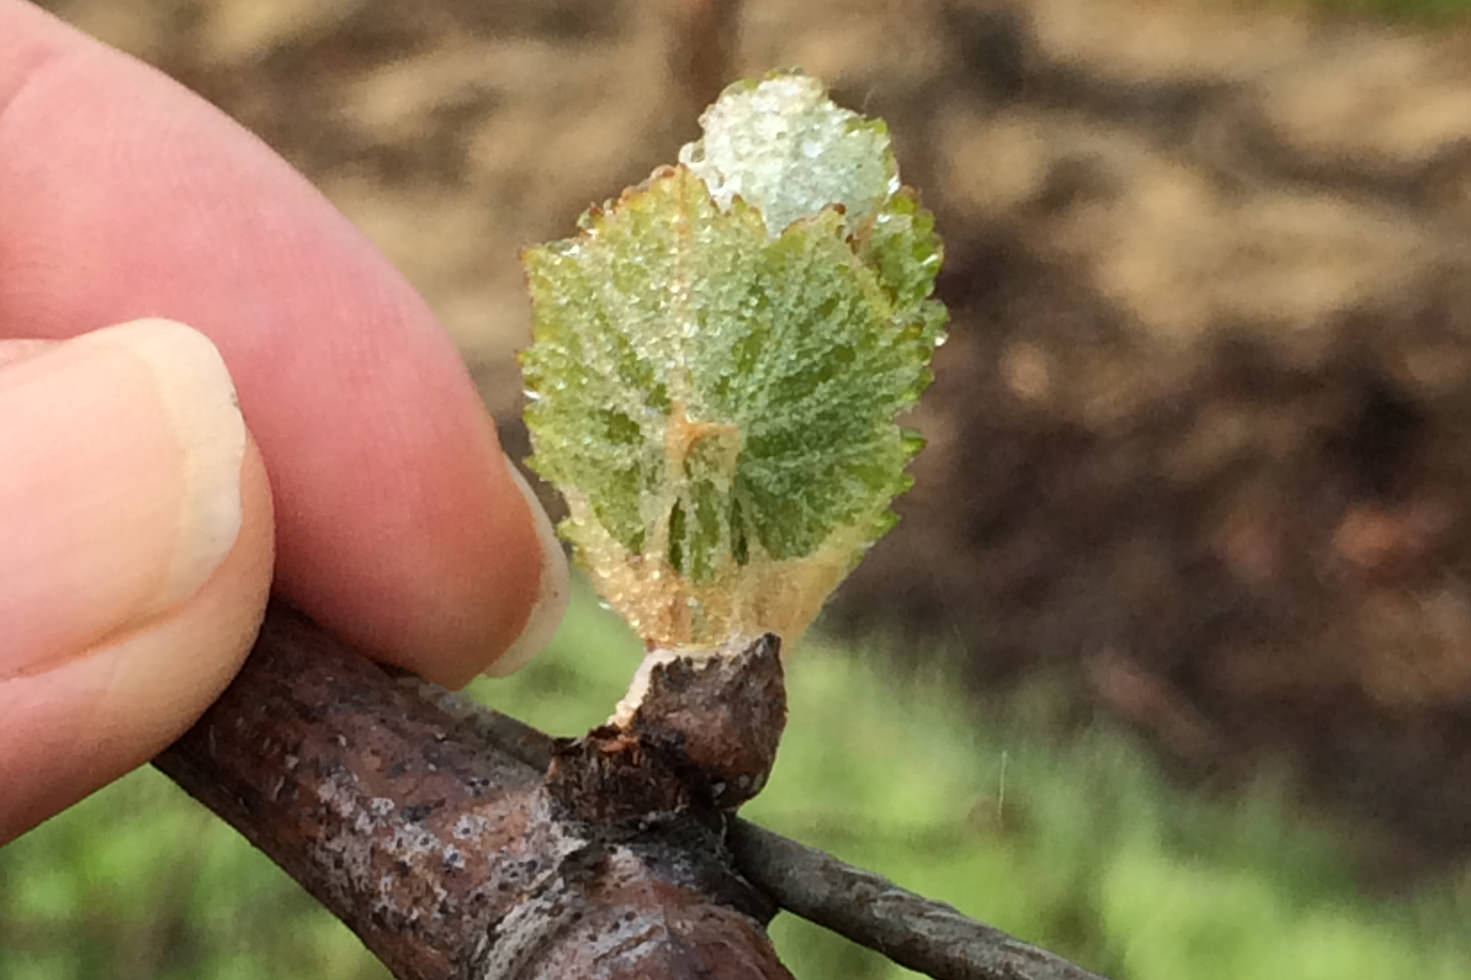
5, 0, 1471, 976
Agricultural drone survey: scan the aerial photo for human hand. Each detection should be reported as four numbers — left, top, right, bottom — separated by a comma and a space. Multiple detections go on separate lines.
0, 0, 569, 843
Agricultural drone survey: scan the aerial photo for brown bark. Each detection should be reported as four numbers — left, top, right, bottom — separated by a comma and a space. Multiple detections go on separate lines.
155, 601, 1111, 980
550, 634, 787, 820
726, 822, 1109, 980
155, 601, 790, 980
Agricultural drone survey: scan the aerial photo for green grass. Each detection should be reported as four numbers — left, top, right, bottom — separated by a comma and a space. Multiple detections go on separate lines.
3, 585, 1469, 979
1288, 0, 1471, 20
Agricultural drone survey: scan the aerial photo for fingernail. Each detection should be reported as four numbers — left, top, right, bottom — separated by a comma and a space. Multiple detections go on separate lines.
482, 457, 569, 676
0, 338, 53, 370
0, 319, 246, 674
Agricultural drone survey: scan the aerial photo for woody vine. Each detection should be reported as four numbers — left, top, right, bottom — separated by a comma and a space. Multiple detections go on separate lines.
155, 72, 1109, 980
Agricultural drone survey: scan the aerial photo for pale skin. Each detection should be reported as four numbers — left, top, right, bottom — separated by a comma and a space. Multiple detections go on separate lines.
0, 1, 568, 842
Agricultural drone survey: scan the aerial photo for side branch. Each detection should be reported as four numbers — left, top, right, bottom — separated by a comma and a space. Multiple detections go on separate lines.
727, 822, 1108, 980
155, 602, 1109, 980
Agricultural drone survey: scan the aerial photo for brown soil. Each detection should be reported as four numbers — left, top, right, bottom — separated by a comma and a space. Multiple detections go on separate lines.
42, 0, 1471, 874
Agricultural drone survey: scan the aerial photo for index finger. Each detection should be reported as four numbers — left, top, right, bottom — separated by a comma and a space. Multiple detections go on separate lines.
0, 1, 566, 685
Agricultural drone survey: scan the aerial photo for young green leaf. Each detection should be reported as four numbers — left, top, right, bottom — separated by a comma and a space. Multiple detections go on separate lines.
520, 69, 945, 651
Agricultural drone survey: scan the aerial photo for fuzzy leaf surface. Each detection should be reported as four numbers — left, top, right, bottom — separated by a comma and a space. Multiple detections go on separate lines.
521, 72, 944, 649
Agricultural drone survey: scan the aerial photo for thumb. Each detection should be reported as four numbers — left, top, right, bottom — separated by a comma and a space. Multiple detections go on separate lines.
0, 319, 274, 842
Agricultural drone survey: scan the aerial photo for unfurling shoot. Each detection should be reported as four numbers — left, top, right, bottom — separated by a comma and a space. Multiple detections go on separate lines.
520, 70, 945, 652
